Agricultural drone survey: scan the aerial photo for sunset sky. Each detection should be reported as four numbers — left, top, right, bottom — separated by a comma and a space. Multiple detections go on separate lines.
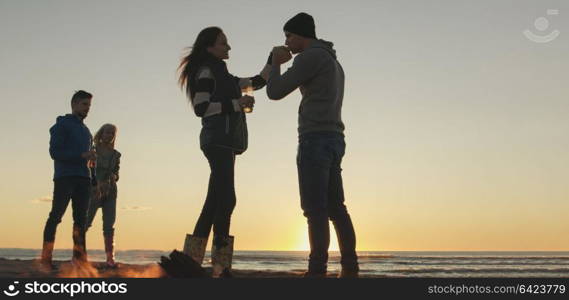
0, 0, 567, 252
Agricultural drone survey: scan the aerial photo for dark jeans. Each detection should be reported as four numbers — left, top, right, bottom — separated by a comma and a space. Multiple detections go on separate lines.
297, 132, 358, 273
193, 146, 236, 248
43, 176, 91, 242
86, 182, 117, 237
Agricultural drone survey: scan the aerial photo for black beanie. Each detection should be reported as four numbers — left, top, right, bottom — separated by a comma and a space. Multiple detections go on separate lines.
283, 12, 316, 39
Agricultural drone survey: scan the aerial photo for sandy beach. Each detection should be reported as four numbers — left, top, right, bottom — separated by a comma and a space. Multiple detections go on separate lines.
0, 258, 356, 278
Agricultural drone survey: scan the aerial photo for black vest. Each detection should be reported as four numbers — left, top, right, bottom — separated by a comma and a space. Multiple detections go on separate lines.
197, 59, 248, 154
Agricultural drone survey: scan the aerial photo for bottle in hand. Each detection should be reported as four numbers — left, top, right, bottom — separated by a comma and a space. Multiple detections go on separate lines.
243, 79, 254, 113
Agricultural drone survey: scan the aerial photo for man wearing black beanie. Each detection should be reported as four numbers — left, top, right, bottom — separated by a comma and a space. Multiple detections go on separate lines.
283, 12, 316, 40
267, 12, 359, 278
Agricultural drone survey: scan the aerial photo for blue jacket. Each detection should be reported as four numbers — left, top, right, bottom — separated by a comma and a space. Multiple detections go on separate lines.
49, 114, 93, 180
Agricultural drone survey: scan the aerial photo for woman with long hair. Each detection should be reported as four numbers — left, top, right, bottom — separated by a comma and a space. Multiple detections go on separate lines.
179, 27, 270, 277
86, 123, 121, 268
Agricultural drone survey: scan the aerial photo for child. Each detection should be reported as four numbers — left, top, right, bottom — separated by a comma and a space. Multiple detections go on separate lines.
86, 123, 121, 268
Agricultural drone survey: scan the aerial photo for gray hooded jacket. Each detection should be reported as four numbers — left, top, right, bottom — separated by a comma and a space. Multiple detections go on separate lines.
267, 39, 345, 135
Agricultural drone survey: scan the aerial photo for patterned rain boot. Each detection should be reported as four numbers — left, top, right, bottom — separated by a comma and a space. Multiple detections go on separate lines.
183, 234, 208, 265
211, 235, 234, 278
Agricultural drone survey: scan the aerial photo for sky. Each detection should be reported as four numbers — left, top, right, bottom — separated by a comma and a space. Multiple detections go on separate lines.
0, 0, 568, 252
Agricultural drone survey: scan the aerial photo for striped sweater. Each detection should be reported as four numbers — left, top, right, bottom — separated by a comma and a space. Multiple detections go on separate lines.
190, 64, 271, 117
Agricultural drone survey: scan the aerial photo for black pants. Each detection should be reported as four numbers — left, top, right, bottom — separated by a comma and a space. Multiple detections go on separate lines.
86, 181, 117, 237
43, 176, 91, 242
193, 146, 236, 247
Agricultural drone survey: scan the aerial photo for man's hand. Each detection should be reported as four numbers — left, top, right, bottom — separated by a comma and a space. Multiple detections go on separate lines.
272, 46, 292, 65
81, 150, 97, 161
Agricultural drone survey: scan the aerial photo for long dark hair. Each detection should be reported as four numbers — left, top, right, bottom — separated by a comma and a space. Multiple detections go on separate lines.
178, 26, 223, 99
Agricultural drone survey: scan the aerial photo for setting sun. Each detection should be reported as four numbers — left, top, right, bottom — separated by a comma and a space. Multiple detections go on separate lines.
295, 224, 339, 252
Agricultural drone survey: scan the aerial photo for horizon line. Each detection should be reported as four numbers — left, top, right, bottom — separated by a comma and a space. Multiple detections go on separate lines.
1, 248, 568, 253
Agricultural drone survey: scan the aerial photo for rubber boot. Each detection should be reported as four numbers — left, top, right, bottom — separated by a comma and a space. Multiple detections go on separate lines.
211, 235, 234, 278
183, 234, 208, 265
39, 241, 56, 271
104, 233, 117, 268
72, 225, 87, 264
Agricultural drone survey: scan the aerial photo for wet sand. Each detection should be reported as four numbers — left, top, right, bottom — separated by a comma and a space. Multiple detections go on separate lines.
0, 258, 334, 278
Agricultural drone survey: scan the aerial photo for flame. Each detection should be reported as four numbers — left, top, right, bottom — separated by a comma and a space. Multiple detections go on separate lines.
116, 264, 166, 278
54, 261, 166, 278
57, 260, 100, 278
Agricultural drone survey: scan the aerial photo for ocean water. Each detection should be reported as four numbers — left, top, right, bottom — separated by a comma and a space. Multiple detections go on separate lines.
1, 249, 568, 277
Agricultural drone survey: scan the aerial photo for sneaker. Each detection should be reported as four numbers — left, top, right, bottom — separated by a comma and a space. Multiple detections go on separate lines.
337, 269, 359, 278
220, 268, 233, 278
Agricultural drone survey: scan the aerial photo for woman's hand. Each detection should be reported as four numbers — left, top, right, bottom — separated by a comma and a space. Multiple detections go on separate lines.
272, 46, 292, 65
238, 95, 255, 111
97, 179, 113, 198
95, 184, 102, 200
